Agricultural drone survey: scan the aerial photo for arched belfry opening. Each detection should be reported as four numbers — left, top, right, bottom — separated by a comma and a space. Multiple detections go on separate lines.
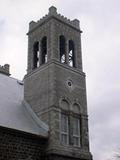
68, 40, 75, 67
33, 41, 39, 69
41, 36, 47, 64
59, 35, 66, 63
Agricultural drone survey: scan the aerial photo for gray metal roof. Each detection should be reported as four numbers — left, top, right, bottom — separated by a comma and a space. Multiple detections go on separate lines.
0, 73, 49, 137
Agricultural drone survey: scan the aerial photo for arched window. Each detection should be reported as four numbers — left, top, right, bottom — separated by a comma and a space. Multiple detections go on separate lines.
73, 103, 80, 114
60, 101, 81, 146
59, 35, 66, 63
33, 41, 39, 69
69, 40, 75, 67
41, 36, 47, 64
60, 99, 69, 111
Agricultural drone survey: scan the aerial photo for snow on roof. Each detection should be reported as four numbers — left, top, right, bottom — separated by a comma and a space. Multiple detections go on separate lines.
0, 73, 49, 137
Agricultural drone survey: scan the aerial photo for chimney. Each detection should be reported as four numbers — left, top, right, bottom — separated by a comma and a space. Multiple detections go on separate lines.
0, 64, 11, 76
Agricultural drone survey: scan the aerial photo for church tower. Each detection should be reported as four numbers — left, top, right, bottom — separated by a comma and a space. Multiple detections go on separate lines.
24, 6, 92, 160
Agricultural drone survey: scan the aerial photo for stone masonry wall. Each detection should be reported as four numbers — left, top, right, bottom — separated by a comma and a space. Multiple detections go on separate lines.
0, 126, 47, 160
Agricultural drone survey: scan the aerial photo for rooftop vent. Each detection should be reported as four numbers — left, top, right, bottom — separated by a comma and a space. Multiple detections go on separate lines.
0, 64, 11, 76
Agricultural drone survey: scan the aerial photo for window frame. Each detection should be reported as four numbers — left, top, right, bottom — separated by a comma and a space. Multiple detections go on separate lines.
72, 116, 81, 147
60, 112, 69, 145
60, 111, 81, 147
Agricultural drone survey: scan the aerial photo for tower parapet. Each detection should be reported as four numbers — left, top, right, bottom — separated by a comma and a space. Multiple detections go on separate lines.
28, 6, 81, 34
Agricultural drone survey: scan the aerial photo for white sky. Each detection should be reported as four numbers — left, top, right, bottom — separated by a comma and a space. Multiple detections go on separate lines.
0, 0, 120, 160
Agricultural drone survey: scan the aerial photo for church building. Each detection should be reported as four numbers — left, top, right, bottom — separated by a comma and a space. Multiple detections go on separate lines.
0, 6, 92, 160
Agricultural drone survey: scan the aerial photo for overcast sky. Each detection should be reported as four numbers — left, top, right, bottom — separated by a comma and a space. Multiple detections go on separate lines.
0, 0, 120, 160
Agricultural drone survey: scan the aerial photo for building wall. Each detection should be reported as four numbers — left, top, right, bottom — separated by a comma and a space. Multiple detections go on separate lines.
0, 126, 47, 160
24, 61, 91, 159
0, 125, 92, 160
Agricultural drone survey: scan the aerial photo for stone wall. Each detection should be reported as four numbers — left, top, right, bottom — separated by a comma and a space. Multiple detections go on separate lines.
24, 61, 91, 159
0, 126, 47, 160
0, 125, 92, 160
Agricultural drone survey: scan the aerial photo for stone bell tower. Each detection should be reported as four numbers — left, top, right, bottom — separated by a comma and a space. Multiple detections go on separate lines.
24, 6, 92, 160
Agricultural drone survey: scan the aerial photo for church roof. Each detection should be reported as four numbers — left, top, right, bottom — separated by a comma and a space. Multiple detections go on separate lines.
0, 73, 49, 137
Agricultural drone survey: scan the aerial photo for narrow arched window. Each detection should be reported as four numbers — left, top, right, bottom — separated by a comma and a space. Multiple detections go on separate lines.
41, 36, 47, 64
69, 40, 75, 67
33, 41, 39, 69
59, 35, 66, 63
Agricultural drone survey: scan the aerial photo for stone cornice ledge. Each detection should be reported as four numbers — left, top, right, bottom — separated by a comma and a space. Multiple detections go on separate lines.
46, 147, 92, 160
25, 60, 85, 79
